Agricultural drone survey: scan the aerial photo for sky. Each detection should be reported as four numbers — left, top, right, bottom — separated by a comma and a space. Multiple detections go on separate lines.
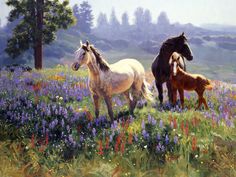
1, 0, 236, 27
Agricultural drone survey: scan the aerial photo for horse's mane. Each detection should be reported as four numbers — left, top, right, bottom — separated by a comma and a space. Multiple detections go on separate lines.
159, 35, 183, 55
90, 46, 110, 72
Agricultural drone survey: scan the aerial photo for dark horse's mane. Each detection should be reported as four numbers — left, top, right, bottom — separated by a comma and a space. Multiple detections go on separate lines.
159, 35, 185, 56
89, 46, 110, 72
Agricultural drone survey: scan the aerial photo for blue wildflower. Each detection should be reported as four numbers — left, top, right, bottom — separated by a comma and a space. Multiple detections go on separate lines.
92, 128, 96, 137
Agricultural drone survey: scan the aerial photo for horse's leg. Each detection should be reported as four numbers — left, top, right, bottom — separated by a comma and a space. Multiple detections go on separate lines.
104, 96, 114, 122
124, 90, 133, 114
172, 87, 177, 106
156, 80, 163, 105
92, 94, 100, 118
130, 92, 139, 114
178, 89, 184, 109
195, 97, 201, 110
166, 81, 173, 104
130, 80, 142, 113
195, 90, 204, 110
202, 96, 209, 110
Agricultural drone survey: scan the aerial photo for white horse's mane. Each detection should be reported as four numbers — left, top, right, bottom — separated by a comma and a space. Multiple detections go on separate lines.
89, 46, 110, 72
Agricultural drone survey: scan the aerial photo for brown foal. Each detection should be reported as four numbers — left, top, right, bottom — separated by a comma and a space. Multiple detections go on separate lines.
169, 52, 213, 110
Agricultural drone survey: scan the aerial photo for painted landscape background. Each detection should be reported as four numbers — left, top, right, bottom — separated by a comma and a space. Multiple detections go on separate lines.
0, 0, 236, 177
1, 0, 236, 83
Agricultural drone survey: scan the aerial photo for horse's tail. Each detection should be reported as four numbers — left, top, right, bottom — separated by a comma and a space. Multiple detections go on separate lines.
204, 79, 213, 90
141, 80, 155, 102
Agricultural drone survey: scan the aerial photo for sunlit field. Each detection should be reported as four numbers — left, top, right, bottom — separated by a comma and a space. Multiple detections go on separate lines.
0, 65, 235, 177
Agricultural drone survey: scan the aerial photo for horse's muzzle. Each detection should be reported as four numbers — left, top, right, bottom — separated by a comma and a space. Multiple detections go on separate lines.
188, 55, 193, 61
72, 62, 80, 71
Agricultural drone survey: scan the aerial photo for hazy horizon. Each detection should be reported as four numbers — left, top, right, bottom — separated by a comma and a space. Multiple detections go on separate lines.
1, 0, 236, 27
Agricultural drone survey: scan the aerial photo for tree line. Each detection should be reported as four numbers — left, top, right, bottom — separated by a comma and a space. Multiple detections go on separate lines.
2, 0, 170, 69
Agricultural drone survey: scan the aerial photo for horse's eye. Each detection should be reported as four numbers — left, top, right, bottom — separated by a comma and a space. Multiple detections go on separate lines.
82, 53, 86, 56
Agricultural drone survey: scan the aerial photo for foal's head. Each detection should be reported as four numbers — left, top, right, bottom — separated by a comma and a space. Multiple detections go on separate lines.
72, 41, 92, 71
169, 52, 185, 76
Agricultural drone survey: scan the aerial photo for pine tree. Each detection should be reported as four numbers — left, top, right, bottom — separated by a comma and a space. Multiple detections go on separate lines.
5, 0, 75, 69
121, 12, 129, 27
97, 13, 108, 28
109, 8, 120, 29
143, 10, 152, 25
157, 11, 170, 27
73, 4, 79, 27
134, 7, 144, 28
76, 1, 93, 34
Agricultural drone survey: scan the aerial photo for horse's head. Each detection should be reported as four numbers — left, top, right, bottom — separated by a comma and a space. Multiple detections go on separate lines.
176, 32, 193, 61
169, 52, 185, 76
72, 40, 91, 71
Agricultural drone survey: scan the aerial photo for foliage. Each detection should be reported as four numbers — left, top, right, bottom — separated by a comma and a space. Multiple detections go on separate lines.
0, 66, 235, 176
5, 0, 75, 60
73, 1, 94, 34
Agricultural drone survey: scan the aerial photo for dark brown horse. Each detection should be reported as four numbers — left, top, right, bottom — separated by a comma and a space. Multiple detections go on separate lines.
151, 32, 193, 105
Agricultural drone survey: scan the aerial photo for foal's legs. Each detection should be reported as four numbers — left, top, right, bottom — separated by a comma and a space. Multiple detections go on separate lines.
195, 90, 204, 110
202, 96, 209, 110
195, 89, 208, 110
166, 81, 173, 104
104, 96, 114, 122
195, 97, 202, 110
92, 94, 100, 118
156, 80, 163, 105
178, 89, 184, 109
172, 87, 177, 105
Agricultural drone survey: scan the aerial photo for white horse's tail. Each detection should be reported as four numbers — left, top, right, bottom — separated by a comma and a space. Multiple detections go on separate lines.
141, 80, 155, 103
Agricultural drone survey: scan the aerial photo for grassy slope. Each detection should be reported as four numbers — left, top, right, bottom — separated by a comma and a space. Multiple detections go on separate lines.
0, 67, 235, 177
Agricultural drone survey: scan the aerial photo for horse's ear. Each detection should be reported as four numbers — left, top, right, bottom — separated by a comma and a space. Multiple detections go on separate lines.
181, 32, 185, 36
169, 57, 173, 65
80, 40, 83, 47
86, 40, 90, 47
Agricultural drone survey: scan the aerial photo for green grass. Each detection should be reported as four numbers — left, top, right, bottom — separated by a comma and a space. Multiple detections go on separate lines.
0, 66, 235, 177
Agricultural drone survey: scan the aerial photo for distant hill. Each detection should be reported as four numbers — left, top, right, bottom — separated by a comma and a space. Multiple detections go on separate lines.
1, 20, 236, 83
201, 24, 236, 34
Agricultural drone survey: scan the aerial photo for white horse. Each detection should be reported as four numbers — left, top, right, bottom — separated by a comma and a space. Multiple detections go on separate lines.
72, 41, 153, 121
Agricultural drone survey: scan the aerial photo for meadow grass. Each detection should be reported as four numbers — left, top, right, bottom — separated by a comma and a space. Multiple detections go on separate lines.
0, 66, 235, 177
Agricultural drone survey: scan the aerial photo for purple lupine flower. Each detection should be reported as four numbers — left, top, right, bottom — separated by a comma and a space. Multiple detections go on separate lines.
161, 145, 165, 152
61, 119, 65, 127
109, 134, 113, 142
141, 119, 145, 129
111, 120, 118, 129
159, 119, 163, 128
156, 133, 161, 141
174, 135, 178, 144
134, 134, 138, 142
95, 118, 99, 127
148, 114, 152, 124
66, 125, 70, 132
142, 129, 149, 139
42, 119, 46, 133
129, 115, 134, 124
225, 118, 234, 127
165, 134, 169, 144
151, 118, 157, 126
156, 142, 161, 152
80, 135, 84, 142
87, 122, 91, 129
92, 128, 96, 137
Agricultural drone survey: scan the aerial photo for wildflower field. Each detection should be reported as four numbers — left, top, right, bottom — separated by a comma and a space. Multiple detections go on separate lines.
0, 65, 235, 177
